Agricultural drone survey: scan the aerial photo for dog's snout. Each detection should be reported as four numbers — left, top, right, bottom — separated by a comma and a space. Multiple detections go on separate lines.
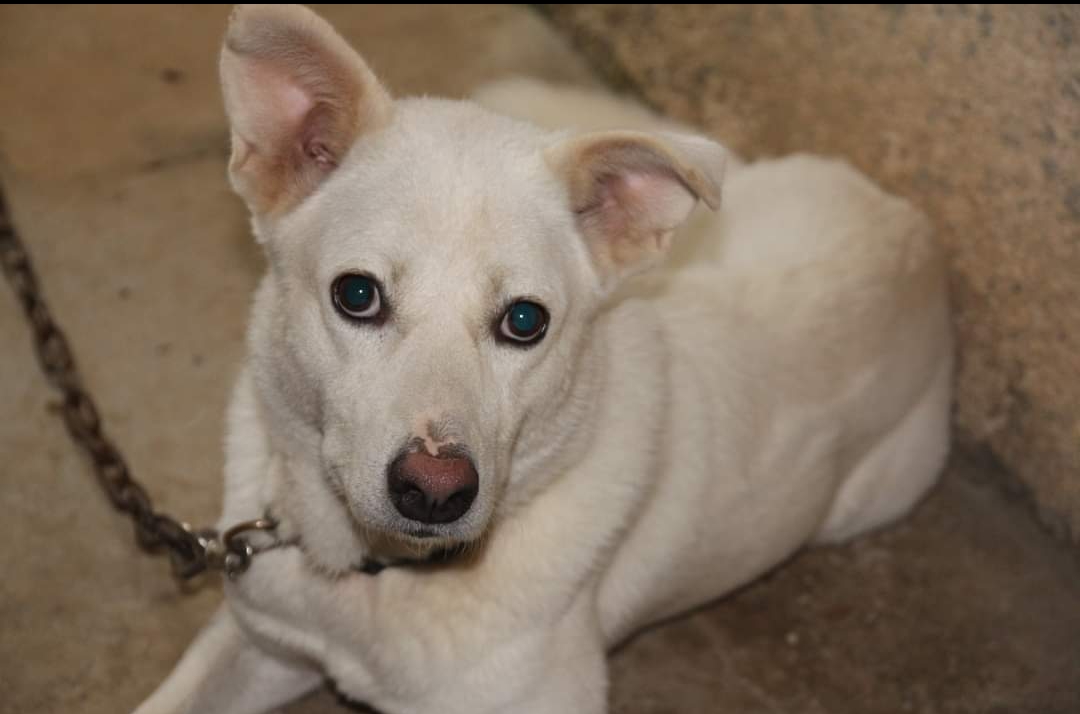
388, 451, 478, 524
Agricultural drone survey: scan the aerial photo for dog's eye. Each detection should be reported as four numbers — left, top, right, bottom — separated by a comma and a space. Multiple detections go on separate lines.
498, 300, 549, 345
332, 273, 383, 321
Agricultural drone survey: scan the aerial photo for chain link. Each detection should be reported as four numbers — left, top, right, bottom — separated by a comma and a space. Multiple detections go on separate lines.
0, 190, 215, 580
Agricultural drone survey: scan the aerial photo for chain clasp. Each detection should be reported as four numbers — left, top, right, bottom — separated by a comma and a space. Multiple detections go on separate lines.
177, 517, 278, 581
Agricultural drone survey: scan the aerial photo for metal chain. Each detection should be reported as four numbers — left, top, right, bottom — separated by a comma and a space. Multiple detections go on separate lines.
0, 188, 273, 581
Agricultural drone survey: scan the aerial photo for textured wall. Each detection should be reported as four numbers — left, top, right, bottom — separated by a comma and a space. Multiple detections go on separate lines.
545, 4, 1080, 543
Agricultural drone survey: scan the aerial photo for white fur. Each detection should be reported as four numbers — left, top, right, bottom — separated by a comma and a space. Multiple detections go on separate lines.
134, 6, 953, 714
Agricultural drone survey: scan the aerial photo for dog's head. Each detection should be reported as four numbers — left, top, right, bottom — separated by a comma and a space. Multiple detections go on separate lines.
220, 4, 725, 569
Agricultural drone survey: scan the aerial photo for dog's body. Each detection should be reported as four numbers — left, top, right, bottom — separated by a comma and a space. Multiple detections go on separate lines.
134, 6, 952, 714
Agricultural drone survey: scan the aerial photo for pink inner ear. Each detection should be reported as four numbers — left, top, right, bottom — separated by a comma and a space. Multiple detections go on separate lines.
593, 167, 697, 235
279, 81, 315, 128
238, 59, 316, 147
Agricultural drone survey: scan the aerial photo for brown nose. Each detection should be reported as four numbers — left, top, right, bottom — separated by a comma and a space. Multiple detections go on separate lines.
387, 451, 478, 524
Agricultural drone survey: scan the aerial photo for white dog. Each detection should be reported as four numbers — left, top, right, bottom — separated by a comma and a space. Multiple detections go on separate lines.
134, 5, 953, 713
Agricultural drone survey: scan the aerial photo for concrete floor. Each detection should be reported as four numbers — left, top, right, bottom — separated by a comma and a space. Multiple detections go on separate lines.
1, 5, 1077, 714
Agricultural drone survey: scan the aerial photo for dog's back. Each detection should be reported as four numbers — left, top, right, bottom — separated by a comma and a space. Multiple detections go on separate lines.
476, 79, 953, 642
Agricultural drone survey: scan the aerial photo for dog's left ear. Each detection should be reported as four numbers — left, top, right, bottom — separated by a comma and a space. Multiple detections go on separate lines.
547, 131, 725, 286
220, 4, 394, 218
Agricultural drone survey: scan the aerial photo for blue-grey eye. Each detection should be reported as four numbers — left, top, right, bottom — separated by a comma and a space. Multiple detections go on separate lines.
499, 300, 549, 344
332, 273, 382, 320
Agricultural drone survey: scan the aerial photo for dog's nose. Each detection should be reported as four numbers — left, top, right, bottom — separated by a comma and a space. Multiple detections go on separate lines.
388, 451, 478, 524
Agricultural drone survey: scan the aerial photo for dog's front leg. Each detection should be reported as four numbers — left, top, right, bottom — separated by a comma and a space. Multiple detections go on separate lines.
231, 547, 611, 713
519, 587, 611, 714
509, 614, 609, 714
132, 603, 322, 714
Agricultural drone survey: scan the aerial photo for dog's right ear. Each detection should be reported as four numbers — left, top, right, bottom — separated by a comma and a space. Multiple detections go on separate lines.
220, 4, 393, 217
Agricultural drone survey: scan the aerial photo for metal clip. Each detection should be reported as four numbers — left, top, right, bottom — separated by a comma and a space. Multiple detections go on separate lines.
178, 517, 278, 580
220, 518, 278, 579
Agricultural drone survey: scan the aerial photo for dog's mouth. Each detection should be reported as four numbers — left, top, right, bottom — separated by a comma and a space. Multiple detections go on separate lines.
355, 520, 484, 574
348, 505, 481, 563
